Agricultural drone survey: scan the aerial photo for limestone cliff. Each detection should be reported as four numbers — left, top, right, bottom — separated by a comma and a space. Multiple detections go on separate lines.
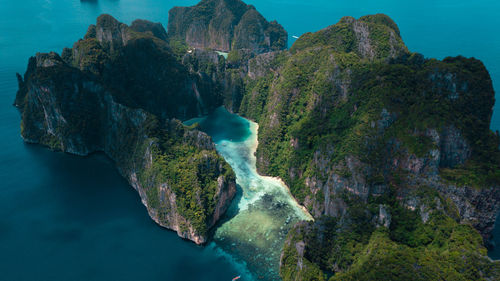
168, 0, 287, 53
66, 14, 226, 119
234, 14, 500, 280
291, 14, 408, 60
15, 16, 236, 244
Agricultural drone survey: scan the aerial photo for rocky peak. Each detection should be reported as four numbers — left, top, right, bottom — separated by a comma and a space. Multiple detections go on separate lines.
94, 14, 129, 52
130, 19, 168, 41
83, 16, 168, 45
358, 14, 401, 36
292, 14, 408, 60
168, 0, 287, 53
34, 52, 64, 68
53, 14, 227, 120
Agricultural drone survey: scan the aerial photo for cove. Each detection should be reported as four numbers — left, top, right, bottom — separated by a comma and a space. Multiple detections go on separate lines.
186, 107, 313, 280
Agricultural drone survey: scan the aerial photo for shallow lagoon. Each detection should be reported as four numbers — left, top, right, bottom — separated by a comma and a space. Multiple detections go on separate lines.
187, 107, 312, 280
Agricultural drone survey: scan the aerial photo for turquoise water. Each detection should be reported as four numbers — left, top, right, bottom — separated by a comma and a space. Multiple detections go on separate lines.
188, 107, 312, 280
1, 0, 500, 280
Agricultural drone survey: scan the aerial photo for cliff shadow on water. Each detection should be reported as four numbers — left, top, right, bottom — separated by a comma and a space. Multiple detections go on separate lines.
186, 107, 313, 281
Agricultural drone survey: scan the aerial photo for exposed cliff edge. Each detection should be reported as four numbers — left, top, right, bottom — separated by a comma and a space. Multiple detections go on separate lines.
15, 15, 236, 244
168, 0, 287, 54
233, 14, 500, 280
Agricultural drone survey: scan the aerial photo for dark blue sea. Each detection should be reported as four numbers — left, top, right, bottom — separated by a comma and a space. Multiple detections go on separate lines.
0, 1, 499, 280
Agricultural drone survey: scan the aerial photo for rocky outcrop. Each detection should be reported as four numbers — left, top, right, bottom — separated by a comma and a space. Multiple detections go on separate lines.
168, 0, 287, 54
130, 19, 168, 41
279, 221, 325, 281
181, 47, 249, 113
241, 28, 500, 239
94, 14, 130, 52
247, 51, 284, 79
14, 15, 236, 244
68, 14, 224, 119
236, 14, 500, 280
291, 14, 408, 60
434, 183, 500, 242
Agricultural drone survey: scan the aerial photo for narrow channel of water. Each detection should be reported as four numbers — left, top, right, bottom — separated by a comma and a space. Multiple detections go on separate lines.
186, 107, 313, 280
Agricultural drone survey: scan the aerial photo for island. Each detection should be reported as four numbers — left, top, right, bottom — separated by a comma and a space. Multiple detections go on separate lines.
14, 0, 500, 280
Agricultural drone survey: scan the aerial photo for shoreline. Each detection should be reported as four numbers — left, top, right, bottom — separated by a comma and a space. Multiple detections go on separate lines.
245, 118, 314, 221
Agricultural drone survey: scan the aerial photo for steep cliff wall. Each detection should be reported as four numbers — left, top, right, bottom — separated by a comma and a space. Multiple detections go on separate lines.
65, 14, 225, 120
15, 16, 236, 244
235, 14, 500, 280
168, 0, 287, 54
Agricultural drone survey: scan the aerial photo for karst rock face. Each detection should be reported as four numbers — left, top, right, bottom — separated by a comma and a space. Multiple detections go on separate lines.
168, 0, 287, 54
234, 14, 500, 280
15, 15, 236, 244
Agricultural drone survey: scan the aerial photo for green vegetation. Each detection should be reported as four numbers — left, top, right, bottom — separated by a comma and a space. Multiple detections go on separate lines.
135, 119, 235, 236
235, 14, 500, 281
71, 38, 109, 74
168, 0, 287, 53
330, 225, 499, 281
240, 42, 499, 205
16, 14, 236, 240
281, 190, 500, 280
187, 0, 248, 26
238, 73, 273, 121
359, 14, 401, 36
291, 14, 407, 60
167, 38, 189, 60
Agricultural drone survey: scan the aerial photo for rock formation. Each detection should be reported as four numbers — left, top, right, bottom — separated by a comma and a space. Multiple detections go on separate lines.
15, 15, 236, 244
168, 0, 287, 53
234, 14, 500, 280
